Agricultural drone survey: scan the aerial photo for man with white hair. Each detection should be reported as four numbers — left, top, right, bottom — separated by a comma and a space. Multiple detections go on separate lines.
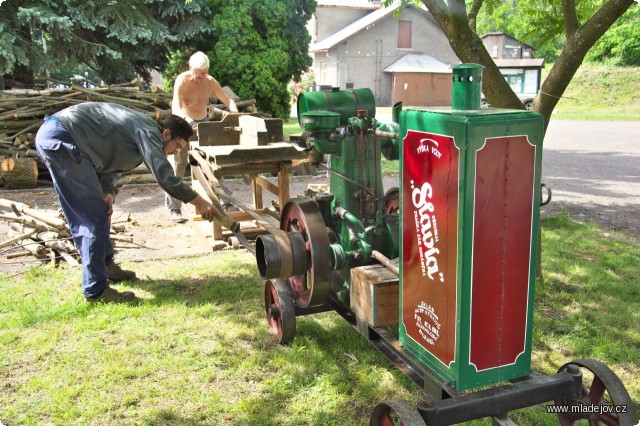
167, 51, 239, 223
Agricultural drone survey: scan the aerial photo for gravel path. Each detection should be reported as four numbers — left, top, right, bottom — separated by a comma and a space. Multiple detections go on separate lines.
540, 120, 640, 240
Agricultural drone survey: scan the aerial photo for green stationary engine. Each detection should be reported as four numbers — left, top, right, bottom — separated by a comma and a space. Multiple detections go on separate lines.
256, 87, 402, 310
251, 66, 636, 425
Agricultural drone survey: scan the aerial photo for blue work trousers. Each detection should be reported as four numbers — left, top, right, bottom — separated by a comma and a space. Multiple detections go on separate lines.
35, 117, 114, 298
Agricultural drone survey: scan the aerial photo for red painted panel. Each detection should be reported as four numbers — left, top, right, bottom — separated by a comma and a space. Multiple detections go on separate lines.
469, 136, 535, 371
402, 131, 459, 366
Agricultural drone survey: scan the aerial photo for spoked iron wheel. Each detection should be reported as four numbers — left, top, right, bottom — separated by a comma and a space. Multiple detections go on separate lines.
264, 279, 296, 344
384, 187, 400, 215
280, 198, 331, 308
370, 399, 426, 426
555, 359, 637, 425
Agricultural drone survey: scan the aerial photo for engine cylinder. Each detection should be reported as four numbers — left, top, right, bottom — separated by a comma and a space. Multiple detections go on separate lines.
297, 87, 375, 127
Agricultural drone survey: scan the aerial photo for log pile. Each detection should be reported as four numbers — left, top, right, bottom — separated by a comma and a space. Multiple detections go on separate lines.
0, 79, 173, 162
0, 79, 259, 186
0, 198, 134, 268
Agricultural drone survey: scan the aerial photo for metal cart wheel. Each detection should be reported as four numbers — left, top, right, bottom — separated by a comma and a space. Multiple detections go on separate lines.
554, 359, 637, 426
540, 182, 552, 206
369, 399, 426, 426
280, 198, 331, 308
384, 187, 400, 215
264, 278, 296, 344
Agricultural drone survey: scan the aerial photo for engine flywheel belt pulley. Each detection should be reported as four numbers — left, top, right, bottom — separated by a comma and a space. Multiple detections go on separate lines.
280, 198, 331, 308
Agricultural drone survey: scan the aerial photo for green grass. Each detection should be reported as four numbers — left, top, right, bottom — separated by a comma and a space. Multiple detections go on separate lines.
0, 252, 417, 425
1, 213, 638, 424
283, 118, 302, 140
543, 64, 640, 121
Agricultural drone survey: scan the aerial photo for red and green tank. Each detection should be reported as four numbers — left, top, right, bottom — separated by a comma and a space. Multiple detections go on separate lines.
399, 64, 545, 390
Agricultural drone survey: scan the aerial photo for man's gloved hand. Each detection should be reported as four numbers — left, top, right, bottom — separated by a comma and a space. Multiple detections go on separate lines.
190, 195, 220, 222
199, 202, 218, 222
190, 194, 239, 232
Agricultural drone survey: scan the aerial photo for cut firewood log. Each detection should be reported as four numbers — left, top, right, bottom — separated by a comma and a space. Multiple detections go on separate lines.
1, 157, 38, 189
1, 196, 135, 268
0, 198, 66, 228
37, 231, 78, 256
6, 250, 32, 259
0, 213, 65, 235
109, 234, 133, 243
7, 229, 48, 259
56, 250, 79, 266
0, 228, 38, 249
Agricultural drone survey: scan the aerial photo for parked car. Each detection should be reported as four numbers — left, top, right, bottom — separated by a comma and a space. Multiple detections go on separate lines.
481, 94, 535, 110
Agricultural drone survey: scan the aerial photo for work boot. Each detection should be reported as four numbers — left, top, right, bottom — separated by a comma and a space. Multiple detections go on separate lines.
106, 262, 137, 281
222, 202, 240, 213
170, 209, 187, 223
87, 286, 136, 303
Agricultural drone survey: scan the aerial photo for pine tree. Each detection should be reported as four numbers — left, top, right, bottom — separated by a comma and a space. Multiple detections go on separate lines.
203, 0, 316, 118
0, 0, 211, 87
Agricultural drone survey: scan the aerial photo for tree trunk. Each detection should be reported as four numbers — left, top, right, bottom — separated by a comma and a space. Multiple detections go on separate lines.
534, 0, 635, 132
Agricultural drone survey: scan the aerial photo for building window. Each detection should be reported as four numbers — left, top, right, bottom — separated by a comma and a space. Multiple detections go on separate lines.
504, 74, 524, 93
346, 82, 354, 89
320, 62, 328, 84
398, 21, 412, 49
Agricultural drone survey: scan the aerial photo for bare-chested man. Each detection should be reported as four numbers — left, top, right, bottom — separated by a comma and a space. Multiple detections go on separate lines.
167, 51, 239, 223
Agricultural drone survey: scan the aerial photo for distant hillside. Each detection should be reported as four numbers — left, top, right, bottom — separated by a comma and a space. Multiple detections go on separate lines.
543, 64, 640, 120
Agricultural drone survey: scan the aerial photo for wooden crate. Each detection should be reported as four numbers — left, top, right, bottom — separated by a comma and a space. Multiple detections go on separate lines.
350, 264, 399, 327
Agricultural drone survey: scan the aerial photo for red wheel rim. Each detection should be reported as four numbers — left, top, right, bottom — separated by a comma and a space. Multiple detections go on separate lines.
280, 198, 331, 308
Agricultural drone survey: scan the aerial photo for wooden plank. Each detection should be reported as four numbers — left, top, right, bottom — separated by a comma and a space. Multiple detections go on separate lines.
252, 177, 264, 210
215, 162, 283, 176
350, 264, 399, 327
194, 143, 306, 167
277, 163, 290, 210
263, 118, 284, 143
238, 115, 267, 146
254, 175, 279, 196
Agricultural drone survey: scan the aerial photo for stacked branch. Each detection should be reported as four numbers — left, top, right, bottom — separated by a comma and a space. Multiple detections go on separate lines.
1, 80, 257, 186
0, 79, 173, 158
0, 198, 133, 268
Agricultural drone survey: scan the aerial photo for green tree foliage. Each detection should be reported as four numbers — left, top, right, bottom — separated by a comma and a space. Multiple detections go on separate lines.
474, 0, 610, 63
0, 0, 211, 86
203, 0, 316, 119
474, 0, 639, 64
586, 5, 640, 66
474, 0, 570, 62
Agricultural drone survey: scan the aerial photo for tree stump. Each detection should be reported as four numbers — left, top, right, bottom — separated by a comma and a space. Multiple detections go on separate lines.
1, 157, 38, 189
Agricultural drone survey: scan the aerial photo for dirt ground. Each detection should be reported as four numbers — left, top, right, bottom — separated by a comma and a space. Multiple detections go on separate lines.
0, 175, 329, 274
1, 164, 638, 276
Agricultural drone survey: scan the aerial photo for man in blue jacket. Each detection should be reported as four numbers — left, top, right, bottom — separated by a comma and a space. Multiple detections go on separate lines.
35, 102, 222, 303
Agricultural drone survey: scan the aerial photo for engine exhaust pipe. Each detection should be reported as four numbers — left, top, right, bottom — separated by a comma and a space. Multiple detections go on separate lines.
256, 230, 308, 279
